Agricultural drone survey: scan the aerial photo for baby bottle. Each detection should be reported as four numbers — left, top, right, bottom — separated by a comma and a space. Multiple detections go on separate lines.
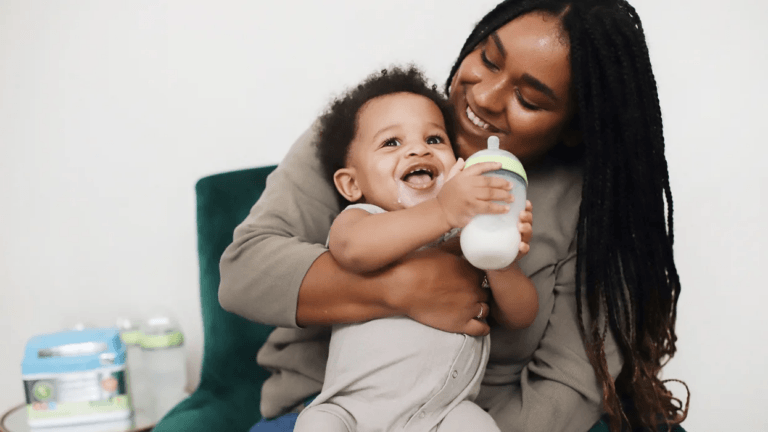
460, 136, 528, 270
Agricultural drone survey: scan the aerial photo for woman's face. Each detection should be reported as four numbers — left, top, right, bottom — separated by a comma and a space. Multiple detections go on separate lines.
449, 12, 576, 165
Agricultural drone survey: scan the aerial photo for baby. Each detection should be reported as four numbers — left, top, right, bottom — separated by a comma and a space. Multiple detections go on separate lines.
294, 66, 538, 432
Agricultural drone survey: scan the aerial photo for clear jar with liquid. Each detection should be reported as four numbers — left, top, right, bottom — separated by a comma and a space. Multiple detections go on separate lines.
139, 314, 187, 422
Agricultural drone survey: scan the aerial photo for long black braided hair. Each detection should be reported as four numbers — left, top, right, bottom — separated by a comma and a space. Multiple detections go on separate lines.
446, 1, 688, 430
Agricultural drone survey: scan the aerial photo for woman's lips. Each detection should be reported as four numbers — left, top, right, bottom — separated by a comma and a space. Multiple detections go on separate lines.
466, 106, 490, 130
459, 92, 506, 135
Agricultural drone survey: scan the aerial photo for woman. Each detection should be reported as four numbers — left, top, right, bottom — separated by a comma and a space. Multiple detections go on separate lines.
219, 0, 687, 431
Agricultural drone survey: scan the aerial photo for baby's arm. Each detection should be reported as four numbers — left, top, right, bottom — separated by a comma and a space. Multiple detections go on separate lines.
329, 161, 513, 273
328, 201, 453, 273
485, 200, 539, 329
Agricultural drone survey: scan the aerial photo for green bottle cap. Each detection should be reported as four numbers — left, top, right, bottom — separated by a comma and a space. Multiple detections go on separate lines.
463, 136, 528, 185
139, 331, 184, 349
120, 330, 142, 346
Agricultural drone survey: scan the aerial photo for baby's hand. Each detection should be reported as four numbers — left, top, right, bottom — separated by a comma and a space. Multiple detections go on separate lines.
445, 158, 465, 182
515, 200, 533, 261
436, 161, 513, 229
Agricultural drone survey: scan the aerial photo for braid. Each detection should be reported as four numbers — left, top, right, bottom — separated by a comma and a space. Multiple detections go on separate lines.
446, 1, 688, 430
566, 3, 687, 430
577, 14, 630, 425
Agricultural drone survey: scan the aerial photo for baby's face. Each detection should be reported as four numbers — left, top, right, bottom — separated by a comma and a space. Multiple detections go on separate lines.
345, 92, 457, 211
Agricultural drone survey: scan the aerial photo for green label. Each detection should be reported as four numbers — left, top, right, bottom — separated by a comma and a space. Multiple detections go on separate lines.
32, 382, 54, 401
120, 330, 142, 345
139, 331, 184, 349
24, 370, 127, 405
26, 395, 131, 420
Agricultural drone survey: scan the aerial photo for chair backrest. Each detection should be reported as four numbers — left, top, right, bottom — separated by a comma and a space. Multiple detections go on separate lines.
194, 165, 277, 416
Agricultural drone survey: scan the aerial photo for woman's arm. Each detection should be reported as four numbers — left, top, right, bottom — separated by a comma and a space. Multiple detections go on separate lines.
218, 124, 490, 335
296, 247, 489, 335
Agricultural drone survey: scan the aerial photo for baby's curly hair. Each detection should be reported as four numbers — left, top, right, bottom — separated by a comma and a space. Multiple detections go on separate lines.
317, 65, 457, 205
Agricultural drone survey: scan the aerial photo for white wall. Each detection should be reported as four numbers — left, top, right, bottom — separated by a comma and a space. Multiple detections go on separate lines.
0, 1, 765, 430
643, 2, 768, 428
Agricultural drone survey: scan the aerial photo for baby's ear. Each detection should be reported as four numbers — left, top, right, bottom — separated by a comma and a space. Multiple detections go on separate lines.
333, 168, 363, 202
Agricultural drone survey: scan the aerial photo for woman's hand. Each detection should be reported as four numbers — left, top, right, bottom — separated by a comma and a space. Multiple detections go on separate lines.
296, 248, 489, 336
387, 247, 490, 336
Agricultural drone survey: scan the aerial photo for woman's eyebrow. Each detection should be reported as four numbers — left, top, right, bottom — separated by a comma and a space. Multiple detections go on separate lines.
522, 73, 558, 102
490, 33, 507, 57
490, 32, 559, 102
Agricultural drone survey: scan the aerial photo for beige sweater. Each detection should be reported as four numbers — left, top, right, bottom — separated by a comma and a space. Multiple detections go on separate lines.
218, 124, 623, 432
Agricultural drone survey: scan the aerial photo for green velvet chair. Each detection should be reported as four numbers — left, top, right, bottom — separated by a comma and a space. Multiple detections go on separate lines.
152, 166, 685, 432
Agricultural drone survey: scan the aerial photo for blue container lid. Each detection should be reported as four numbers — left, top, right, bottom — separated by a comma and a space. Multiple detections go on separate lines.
22, 327, 126, 375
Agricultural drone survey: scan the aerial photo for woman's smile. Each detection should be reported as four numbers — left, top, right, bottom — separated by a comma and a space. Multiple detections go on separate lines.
449, 13, 575, 164
466, 106, 490, 131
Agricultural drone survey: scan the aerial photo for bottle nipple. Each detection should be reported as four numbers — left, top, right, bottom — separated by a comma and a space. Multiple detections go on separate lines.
487, 136, 500, 150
